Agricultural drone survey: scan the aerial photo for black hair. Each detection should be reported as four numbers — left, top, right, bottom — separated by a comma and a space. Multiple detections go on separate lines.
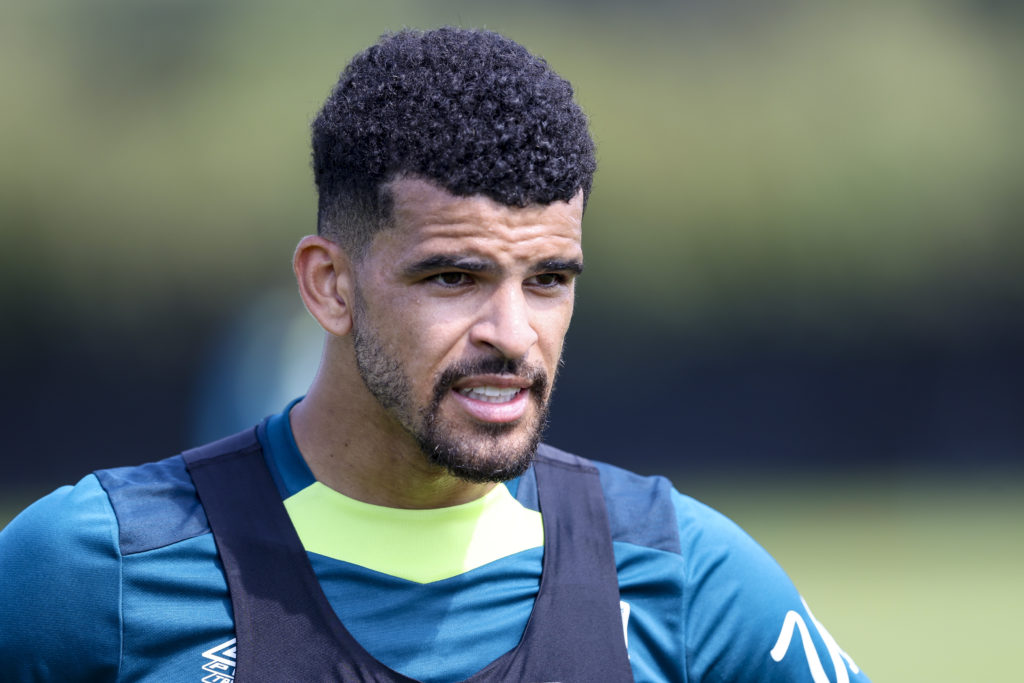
311, 27, 596, 255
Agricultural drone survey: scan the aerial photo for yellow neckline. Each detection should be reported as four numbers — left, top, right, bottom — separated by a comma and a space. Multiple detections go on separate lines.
283, 482, 543, 583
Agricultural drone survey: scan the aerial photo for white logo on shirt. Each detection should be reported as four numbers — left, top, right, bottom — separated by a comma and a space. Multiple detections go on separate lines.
619, 600, 631, 651
770, 597, 860, 683
200, 638, 236, 682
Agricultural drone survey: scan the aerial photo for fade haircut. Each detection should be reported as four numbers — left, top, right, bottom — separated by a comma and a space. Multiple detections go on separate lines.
311, 27, 596, 256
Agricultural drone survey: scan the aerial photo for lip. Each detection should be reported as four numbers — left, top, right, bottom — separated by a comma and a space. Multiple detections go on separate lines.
450, 375, 533, 423
452, 374, 533, 390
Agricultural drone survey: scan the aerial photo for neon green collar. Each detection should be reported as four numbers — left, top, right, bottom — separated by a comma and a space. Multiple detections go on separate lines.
283, 482, 543, 584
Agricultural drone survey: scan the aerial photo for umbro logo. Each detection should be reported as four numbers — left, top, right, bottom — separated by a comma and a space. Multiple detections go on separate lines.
200, 638, 236, 683
770, 598, 860, 683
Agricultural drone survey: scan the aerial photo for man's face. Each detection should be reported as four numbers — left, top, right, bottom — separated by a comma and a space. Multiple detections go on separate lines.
349, 177, 583, 483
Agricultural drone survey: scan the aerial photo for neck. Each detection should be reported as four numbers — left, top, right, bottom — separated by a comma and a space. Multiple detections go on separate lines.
289, 339, 496, 509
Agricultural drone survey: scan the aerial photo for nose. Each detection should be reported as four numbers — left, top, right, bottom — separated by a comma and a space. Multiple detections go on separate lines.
469, 283, 539, 361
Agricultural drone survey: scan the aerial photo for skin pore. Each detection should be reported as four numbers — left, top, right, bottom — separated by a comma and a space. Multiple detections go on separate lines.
290, 177, 584, 509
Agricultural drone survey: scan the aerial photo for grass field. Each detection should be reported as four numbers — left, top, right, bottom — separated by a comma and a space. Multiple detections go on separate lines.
3, 475, 1021, 681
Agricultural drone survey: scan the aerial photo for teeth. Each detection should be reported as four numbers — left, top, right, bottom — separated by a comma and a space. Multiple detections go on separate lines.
458, 386, 521, 403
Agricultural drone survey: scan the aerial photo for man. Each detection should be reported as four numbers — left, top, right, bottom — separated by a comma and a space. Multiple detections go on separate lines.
0, 27, 869, 682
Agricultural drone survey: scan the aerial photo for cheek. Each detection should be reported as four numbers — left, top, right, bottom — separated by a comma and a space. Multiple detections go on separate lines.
391, 309, 471, 375
537, 304, 574, 360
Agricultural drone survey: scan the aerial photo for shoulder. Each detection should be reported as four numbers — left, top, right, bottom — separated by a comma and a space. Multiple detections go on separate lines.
3, 454, 211, 560
0, 455, 222, 681
1, 473, 119, 562
0, 474, 123, 678
94, 454, 210, 554
542, 446, 787, 588
586, 454, 683, 555
517, 444, 681, 553
533, 442, 782, 561
669, 494, 869, 682
530, 444, 757, 557
530, 445, 871, 682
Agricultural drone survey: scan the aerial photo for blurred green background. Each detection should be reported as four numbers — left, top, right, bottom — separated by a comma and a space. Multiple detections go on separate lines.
2, 0, 1022, 680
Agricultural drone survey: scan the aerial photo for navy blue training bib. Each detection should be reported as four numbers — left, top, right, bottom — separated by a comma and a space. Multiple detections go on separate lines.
184, 426, 633, 682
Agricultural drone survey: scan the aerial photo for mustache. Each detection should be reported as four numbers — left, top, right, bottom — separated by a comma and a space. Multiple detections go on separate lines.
433, 357, 549, 397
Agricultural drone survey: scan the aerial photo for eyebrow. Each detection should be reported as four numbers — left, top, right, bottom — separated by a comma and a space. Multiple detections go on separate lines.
400, 254, 584, 278
401, 255, 494, 278
534, 258, 584, 276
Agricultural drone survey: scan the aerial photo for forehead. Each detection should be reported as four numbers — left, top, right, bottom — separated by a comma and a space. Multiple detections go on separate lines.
368, 177, 583, 264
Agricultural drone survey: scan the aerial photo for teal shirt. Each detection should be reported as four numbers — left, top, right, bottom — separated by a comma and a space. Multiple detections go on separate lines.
0, 404, 869, 682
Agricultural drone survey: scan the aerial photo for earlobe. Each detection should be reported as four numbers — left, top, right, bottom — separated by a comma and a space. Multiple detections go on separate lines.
293, 235, 354, 336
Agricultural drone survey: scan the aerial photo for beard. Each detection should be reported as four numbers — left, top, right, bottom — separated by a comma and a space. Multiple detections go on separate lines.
352, 315, 552, 484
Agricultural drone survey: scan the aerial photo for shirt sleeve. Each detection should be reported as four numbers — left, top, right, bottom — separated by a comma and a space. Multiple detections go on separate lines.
673, 491, 870, 683
0, 475, 123, 681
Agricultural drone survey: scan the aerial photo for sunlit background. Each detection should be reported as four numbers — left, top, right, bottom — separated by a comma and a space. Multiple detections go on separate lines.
2, 1, 1022, 680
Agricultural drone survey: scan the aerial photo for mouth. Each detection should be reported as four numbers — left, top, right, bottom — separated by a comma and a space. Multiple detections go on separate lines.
456, 386, 524, 403
449, 375, 535, 423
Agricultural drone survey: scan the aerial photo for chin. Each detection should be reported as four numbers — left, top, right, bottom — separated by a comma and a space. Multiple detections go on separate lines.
418, 419, 544, 484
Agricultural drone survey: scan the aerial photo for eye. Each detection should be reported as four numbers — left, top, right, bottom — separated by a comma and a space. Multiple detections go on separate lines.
430, 272, 472, 287
529, 273, 567, 287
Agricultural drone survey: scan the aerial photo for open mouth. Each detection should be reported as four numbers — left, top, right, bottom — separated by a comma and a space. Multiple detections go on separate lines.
440, 363, 547, 425
450, 382, 532, 423
456, 386, 523, 403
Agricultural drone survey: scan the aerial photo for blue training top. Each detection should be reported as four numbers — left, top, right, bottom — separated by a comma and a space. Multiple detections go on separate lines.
0, 403, 869, 682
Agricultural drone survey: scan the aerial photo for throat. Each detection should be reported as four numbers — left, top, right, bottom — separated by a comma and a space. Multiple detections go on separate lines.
290, 390, 496, 509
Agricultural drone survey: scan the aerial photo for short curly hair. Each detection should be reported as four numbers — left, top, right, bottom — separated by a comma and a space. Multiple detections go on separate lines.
311, 27, 596, 255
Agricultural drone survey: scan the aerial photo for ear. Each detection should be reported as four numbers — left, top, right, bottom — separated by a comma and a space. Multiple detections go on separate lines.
293, 235, 355, 337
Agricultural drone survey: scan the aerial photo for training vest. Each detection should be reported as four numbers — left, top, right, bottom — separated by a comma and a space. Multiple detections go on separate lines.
182, 427, 634, 682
